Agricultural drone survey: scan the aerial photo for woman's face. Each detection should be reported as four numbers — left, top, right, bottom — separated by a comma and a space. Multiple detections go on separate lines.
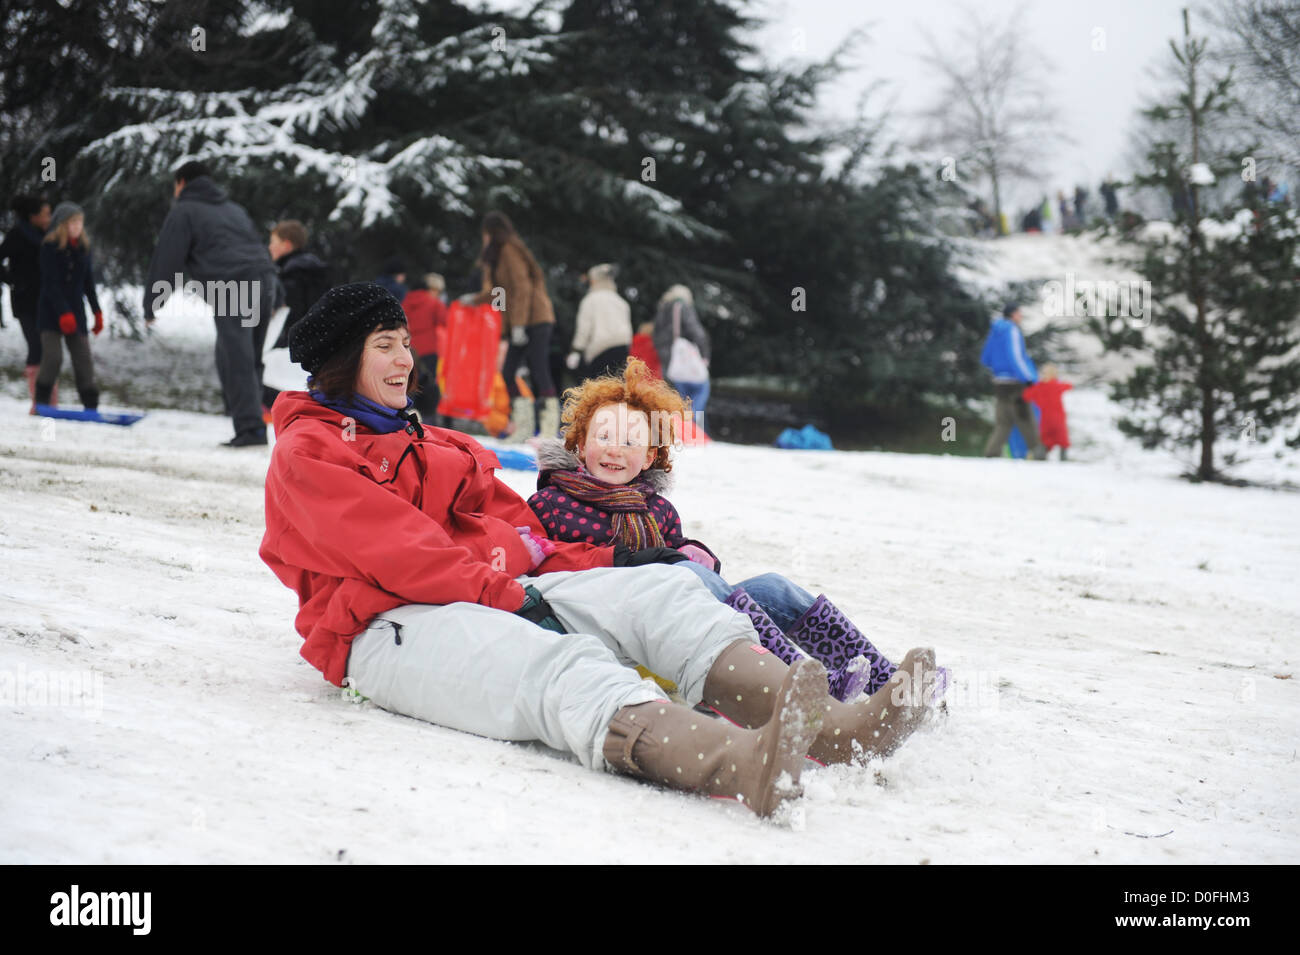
66, 215, 84, 241
353, 326, 414, 409
581, 402, 654, 485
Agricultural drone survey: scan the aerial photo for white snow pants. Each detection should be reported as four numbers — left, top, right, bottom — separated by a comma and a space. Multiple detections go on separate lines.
345, 564, 758, 771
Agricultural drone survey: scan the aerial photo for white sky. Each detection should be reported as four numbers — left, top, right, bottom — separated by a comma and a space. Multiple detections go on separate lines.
748, 0, 1196, 210
485, 0, 1198, 212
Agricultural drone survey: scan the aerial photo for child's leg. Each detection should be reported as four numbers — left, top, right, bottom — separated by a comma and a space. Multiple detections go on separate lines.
786, 594, 901, 696
674, 559, 734, 600
724, 584, 871, 702
733, 572, 815, 631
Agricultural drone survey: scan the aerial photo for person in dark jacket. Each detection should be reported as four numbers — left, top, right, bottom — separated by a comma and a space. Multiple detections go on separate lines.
35, 203, 101, 411
374, 257, 407, 302
144, 161, 277, 447
1, 194, 52, 410
265, 219, 330, 408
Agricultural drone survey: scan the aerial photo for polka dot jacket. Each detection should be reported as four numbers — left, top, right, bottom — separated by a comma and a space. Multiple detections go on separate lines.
528, 438, 720, 567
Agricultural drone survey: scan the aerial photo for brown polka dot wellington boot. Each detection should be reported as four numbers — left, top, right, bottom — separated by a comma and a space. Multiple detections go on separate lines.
602, 654, 828, 818
703, 641, 937, 765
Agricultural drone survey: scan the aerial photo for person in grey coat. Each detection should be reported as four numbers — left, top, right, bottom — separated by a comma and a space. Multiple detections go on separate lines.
143, 161, 277, 446
652, 284, 711, 433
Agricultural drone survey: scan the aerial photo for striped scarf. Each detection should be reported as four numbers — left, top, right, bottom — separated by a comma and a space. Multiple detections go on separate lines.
547, 469, 666, 550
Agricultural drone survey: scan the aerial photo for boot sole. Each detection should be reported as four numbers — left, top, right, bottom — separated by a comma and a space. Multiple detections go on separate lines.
748, 659, 828, 817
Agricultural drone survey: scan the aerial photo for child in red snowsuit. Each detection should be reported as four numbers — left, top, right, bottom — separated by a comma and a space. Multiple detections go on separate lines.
1021, 363, 1073, 460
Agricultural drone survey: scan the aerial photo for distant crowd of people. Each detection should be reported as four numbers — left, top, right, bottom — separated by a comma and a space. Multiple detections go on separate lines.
1, 161, 715, 447
1017, 179, 1121, 235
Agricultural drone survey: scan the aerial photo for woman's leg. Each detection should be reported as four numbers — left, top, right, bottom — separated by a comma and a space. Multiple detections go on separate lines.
502, 339, 526, 399
346, 602, 662, 770
18, 312, 41, 367
66, 333, 98, 409
670, 378, 709, 433
525, 565, 755, 706
524, 323, 555, 397
34, 330, 64, 405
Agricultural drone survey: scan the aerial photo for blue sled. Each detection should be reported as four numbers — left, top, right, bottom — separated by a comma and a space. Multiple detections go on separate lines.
34, 404, 146, 427
491, 447, 538, 471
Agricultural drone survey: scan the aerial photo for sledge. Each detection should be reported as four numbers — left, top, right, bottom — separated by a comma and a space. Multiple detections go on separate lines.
438, 301, 501, 421
490, 447, 538, 471
34, 405, 146, 427
261, 306, 309, 393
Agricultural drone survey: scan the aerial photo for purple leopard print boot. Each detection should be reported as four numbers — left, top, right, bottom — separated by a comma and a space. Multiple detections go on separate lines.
785, 595, 900, 696
725, 587, 871, 702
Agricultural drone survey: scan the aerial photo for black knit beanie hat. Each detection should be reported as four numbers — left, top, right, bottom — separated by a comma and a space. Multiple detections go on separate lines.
289, 282, 407, 374
1002, 302, 1020, 317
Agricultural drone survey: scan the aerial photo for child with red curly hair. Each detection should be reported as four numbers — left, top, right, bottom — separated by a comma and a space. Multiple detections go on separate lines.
528, 359, 922, 701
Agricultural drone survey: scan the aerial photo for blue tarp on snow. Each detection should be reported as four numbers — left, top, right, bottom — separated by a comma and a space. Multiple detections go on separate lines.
775, 424, 833, 450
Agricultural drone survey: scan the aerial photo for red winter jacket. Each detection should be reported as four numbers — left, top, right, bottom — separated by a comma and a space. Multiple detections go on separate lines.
260, 391, 614, 685
401, 289, 447, 358
1021, 380, 1073, 449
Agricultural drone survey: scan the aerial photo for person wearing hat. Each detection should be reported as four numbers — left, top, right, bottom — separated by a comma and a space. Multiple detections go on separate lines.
980, 302, 1046, 459
259, 282, 935, 819
34, 202, 102, 411
566, 263, 632, 381
143, 160, 277, 447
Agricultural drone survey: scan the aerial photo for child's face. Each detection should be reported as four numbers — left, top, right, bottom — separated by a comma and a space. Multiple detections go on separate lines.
581, 403, 654, 485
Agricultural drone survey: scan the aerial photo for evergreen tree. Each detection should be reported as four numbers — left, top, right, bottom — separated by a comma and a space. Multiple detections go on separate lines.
4, 0, 992, 437
1093, 10, 1300, 481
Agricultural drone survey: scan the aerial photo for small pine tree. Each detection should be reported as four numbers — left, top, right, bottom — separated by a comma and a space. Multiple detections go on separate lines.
1093, 10, 1300, 481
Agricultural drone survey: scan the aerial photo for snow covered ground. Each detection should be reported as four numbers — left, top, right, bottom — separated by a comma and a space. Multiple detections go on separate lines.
2, 234, 1297, 863
2, 378, 1297, 863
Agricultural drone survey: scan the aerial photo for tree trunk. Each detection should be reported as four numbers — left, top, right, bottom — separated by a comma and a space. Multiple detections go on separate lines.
990, 161, 1004, 236
1185, 9, 1215, 481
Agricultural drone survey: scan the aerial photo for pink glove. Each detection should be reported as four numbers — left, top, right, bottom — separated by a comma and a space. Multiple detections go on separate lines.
677, 543, 717, 570
516, 527, 557, 571
58, 312, 77, 335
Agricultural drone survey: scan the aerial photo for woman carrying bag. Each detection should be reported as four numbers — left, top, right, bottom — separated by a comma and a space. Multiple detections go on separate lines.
652, 284, 711, 434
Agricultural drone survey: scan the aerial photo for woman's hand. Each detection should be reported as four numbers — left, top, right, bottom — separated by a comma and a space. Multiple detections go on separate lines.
514, 585, 565, 633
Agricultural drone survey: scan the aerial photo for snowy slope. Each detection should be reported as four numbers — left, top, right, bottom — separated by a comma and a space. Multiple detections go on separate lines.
3, 232, 1298, 863
2, 386, 1297, 863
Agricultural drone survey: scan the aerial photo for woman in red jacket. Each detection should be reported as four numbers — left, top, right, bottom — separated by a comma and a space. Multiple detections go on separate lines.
259, 283, 936, 817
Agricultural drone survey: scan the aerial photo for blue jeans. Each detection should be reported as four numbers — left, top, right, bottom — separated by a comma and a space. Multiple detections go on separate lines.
677, 561, 815, 631
671, 378, 710, 433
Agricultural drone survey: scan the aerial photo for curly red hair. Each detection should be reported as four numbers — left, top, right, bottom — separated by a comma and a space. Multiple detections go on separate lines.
561, 358, 690, 472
